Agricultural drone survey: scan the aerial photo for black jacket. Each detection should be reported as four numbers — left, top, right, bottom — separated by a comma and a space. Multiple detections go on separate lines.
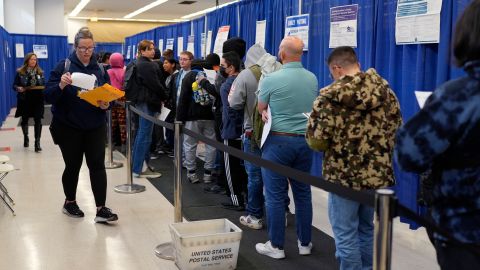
45, 53, 110, 130
135, 56, 167, 112
176, 67, 214, 122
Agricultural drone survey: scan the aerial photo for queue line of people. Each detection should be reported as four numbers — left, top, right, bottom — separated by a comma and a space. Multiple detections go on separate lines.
13, 2, 480, 268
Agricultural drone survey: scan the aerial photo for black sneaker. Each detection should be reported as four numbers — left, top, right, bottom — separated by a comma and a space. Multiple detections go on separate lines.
62, 201, 85, 218
94, 207, 118, 223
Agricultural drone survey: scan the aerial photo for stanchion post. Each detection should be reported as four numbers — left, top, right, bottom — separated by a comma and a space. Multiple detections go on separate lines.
373, 189, 395, 270
114, 101, 145, 194
105, 108, 123, 169
173, 121, 183, 223
155, 121, 184, 260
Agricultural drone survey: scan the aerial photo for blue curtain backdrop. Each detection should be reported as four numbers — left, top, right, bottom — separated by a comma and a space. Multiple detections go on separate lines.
125, 29, 155, 63
95, 42, 124, 55
154, 22, 191, 59
264, 0, 299, 56
0, 26, 16, 122
206, 2, 239, 56
10, 34, 69, 83
192, 17, 205, 58
238, 0, 267, 49
302, 0, 472, 228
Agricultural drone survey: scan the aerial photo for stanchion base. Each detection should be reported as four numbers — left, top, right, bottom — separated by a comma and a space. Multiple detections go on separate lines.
155, 242, 175, 260
105, 161, 123, 169
114, 184, 146, 194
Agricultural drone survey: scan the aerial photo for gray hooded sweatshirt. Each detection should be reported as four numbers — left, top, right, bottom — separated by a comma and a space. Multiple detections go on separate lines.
228, 44, 282, 131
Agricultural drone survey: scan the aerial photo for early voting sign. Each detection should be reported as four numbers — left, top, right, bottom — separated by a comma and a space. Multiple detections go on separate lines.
329, 4, 358, 48
285, 14, 309, 51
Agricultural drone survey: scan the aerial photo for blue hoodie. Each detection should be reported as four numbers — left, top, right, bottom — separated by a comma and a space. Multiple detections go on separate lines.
45, 52, 110, 130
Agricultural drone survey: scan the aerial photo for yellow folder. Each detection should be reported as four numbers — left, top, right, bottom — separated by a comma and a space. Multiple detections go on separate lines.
77, 83, 125, 107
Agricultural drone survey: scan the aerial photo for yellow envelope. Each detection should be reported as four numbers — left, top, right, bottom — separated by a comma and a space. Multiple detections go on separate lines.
77, 83, 125, 107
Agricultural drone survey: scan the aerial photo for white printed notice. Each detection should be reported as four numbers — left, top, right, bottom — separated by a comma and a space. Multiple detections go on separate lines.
201, 33, 206, 57
33, 45, 48, 59
177, 37, 184, 56
166, 38, 174, 50
414, 91, 433, 108
158, 39, 164, 53
15, 43, 24, 58
213, 26, 230, 57
329, 4, 358, 48
187, 35, 195, 54
132, 45, 136, 59
255, 20, 266, 48
395, 0, 443, 44
206, 30, 213, 56
285, 14, 310, 51
126, 46, 131, 60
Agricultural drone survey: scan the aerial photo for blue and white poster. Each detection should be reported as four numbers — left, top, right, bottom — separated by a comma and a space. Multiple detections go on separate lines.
166, 38, 174, 50
285, 14, 309, 51
201, 33, 206, 57
187, 35, 194, 54
33, 45, 48, 59
395, 0, 442, 44
158, 39, 164, 52
329, 4, 358, 48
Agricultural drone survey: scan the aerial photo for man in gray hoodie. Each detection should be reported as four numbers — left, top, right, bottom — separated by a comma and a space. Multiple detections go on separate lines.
228, 44, 282, 229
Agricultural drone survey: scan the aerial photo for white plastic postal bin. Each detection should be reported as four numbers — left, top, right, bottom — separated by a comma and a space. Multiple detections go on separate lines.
169, 219, 243, 270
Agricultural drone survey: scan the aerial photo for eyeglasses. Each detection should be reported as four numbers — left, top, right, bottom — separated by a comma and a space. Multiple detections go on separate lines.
179, 58, 191, 61
77, 47, 95, 53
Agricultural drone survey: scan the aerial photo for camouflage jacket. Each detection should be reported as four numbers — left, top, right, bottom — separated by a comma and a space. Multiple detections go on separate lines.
306, 68, 402, 190
395, 60, 480, 243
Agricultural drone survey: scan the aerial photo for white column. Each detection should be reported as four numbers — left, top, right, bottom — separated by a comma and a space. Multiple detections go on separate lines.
35, 0, 64, 35
0, 0, 4, 28
4, 0, 35, 34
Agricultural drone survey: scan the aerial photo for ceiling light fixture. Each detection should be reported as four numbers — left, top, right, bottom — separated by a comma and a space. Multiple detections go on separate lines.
69, 16, 186, 23
181, 0, 239, 19
69, 0, 91, 17
124, 0, 169, 19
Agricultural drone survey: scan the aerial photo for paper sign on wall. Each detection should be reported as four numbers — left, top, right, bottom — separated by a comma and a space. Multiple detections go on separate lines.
166, 38, 174, 50
132, 45, 136, 59
177, 37, 184, 56
201, 33, 206, 57
255, 20, 266, 48
126, 46, 131, 60
158, 39, 164, 52
329, 4, 358, 48
33, 45, 48, 59
395, 0, 443, 44
285, 14, 309, 51
15, 43, 24, 58
187, 35, 195, 54
206, 30, 213, 56
213, 25, 230, 57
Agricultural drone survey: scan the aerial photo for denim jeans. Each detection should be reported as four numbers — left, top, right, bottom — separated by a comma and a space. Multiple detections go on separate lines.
261, 135, 313, 248
328, 193, 374, 270
242, 136, 264, 218
132, 103, 155, 174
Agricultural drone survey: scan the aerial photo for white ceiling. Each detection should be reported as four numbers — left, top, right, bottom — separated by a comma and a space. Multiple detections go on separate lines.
64, 0, 234, 21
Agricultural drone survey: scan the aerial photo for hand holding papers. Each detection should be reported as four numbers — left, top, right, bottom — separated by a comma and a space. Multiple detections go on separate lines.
77, 83, 125, 107
156, 106, 171, 122
260, 107, 272, 148
414, 91, 433, 109
71, 72, 97, 90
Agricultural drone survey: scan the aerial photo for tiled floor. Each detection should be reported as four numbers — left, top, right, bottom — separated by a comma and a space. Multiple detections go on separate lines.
0, 109, 439, 270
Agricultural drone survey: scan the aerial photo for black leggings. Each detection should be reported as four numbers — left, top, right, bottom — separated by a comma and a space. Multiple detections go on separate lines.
52, 121, 107, 207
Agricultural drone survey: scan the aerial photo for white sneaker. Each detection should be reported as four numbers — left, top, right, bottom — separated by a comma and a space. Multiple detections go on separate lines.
134, 168, 162, 178
255, 241, 285, 259
239, 215, 263, 230
298, 240, 313, 255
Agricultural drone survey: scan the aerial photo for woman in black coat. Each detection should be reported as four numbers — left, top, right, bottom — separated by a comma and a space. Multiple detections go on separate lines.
13, 52, 45, 152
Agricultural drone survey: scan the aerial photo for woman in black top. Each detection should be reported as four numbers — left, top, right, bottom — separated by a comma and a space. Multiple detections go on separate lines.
13, 52, 45, 152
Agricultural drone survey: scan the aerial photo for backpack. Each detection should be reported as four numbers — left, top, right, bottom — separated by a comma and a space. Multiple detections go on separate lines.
249, 64, 264, 148
192, 71, 213, 106
123, 61, 139, 102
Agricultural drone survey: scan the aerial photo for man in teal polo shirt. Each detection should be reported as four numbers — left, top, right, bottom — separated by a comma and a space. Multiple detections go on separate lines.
255, 36, 318, 259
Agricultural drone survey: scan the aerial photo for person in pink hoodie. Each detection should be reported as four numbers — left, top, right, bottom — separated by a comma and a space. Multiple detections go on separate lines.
107, 53, 127, 146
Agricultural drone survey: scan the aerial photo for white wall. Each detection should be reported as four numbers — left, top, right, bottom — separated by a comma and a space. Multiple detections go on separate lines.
4, 0, 35, 34
67, 19, 87, 44
0, 0, 4, 28
35, 0, 64, 35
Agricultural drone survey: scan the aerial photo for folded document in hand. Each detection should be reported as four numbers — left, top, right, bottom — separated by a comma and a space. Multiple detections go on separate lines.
77, 83, 125, 107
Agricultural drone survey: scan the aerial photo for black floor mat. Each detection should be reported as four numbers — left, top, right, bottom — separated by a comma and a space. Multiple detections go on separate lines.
148, 155, 339, 270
